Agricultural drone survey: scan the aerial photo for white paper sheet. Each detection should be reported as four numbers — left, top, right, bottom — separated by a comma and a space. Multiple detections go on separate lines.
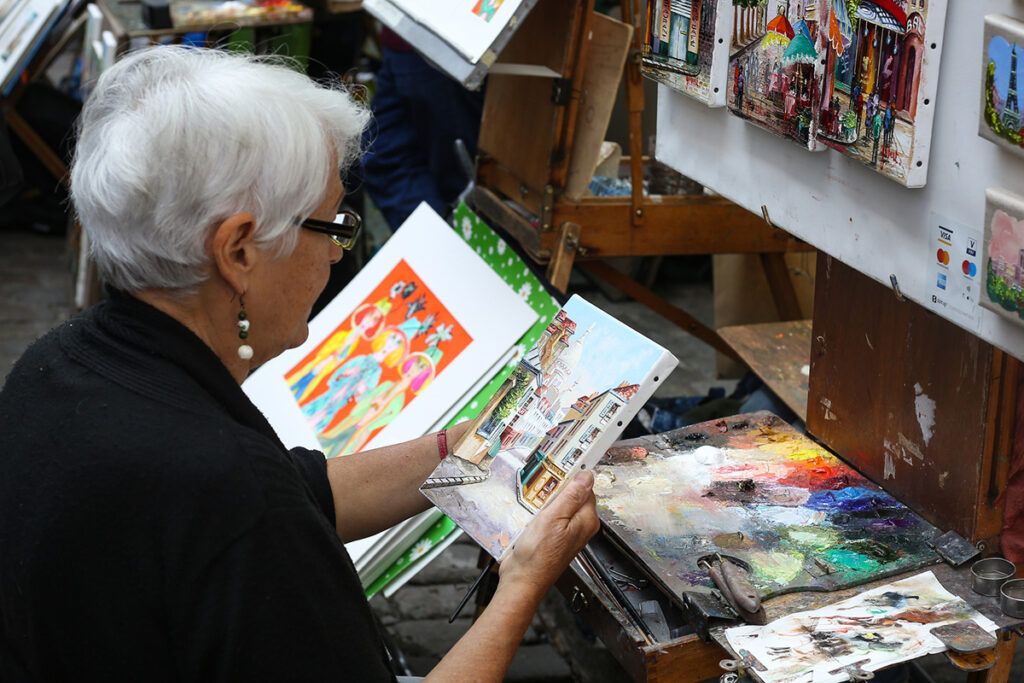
725, 571, 998, 683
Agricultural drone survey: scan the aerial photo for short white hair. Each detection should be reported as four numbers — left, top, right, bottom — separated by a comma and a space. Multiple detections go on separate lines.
70, 46, 369, 293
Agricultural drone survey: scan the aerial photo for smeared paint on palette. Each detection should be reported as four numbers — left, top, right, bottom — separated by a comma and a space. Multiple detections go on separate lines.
594, 412, 939, 602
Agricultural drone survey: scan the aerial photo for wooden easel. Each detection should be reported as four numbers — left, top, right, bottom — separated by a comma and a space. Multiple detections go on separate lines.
470, 0, 811, 362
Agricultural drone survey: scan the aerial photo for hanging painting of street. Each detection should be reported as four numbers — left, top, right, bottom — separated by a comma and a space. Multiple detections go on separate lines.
725, 1, 947, 186
421, 296, 678, 561
980, 15, 1024, 161
982, 187, 1024, 328
641, 0, 733, 107
725, 0, 824, 149
816, 0, 947, 187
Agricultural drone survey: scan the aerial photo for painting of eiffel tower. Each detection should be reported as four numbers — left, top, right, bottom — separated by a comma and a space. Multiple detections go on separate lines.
980, 15, 1024, 158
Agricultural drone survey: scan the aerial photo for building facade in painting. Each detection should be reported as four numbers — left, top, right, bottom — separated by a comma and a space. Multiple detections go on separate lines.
516, 382, 639, 511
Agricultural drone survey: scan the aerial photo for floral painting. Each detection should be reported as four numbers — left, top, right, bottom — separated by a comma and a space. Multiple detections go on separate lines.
982, 187, 1024, 327
285, 259, 473, 457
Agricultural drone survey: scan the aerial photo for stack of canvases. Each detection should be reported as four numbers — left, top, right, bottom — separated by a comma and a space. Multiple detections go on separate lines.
645, 0, 947, 188
244, 202, 561, 596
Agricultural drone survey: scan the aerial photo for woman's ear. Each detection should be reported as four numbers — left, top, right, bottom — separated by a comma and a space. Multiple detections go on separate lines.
209, 212, 258, 297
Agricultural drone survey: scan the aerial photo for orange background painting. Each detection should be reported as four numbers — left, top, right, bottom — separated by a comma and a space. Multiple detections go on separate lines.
285, 259, 472, 458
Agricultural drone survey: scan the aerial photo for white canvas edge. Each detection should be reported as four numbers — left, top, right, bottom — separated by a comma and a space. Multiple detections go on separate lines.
382, 529, 464, 599
978, 14, 1024, 161
492, 349, 678, 562
902, 0, 948, 188
704, 0, 734, 108
242, 202, 537, 453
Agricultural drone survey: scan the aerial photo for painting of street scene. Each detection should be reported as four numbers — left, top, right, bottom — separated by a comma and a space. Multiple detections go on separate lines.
284, 259, 472, 458
726, 0, 824, 148
642, 0, 728, 106
982, 188, 1024, 328
421, 296, 674, 560
816, 0, 944, 186
980, 15, 1024, 160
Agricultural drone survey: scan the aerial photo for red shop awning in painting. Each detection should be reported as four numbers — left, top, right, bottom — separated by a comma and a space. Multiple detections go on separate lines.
857, 0, 908, 34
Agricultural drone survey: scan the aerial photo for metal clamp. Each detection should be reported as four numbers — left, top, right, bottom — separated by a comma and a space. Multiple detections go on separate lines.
569, 585, 589, 613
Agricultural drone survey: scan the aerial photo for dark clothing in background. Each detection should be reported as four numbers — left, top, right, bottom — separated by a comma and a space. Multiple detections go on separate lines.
361, 32, 483, 230
0, 292, 395, 682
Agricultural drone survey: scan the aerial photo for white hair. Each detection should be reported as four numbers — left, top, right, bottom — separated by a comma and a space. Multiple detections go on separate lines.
70, 46, 369, 293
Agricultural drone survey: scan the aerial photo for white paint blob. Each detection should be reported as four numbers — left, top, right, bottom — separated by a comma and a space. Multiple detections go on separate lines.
913, 383, 936, 446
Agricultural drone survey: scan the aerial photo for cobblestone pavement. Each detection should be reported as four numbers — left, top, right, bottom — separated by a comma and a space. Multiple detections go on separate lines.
5, 231, 1022, 681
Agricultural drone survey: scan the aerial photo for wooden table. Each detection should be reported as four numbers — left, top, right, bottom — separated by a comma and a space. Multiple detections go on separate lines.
719, 320, 812, 422
96, 0, 312, 53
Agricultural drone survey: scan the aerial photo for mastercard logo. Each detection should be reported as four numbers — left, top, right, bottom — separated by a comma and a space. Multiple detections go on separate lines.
962, 260, 977, 277
936, 249, 950, 265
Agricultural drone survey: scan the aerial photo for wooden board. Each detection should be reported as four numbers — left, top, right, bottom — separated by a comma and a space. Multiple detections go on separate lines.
564, 13, 632, 200
719, 320, 811, 422
477, 0, 583, 196
594, 412, 941, 605
806, 254, 1015, 544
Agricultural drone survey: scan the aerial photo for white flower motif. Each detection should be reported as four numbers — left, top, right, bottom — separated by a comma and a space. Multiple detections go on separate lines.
507, 258, 514, 266
461, 218, 473, 241
497, 240, 507, 255
517, 282, 533, 299
409, 539, 432, 560
427, 323, 454, 346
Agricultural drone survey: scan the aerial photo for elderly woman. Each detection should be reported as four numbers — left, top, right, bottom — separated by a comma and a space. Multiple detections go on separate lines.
0, 47, 599, 681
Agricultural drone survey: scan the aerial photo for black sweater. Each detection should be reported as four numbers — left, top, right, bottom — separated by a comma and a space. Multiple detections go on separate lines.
0, 292, 395, 682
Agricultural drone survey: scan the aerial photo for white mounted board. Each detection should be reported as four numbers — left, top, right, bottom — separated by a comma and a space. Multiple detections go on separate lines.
364, 0, 541, 90
656, 0, 1024, 362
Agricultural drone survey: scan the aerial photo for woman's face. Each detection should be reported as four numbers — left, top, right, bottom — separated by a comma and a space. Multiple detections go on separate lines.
248, 171, 344, 364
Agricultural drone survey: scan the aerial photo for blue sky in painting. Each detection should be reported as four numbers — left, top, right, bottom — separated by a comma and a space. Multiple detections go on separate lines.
562, 296, 667, 398
990, 35, 1023, 103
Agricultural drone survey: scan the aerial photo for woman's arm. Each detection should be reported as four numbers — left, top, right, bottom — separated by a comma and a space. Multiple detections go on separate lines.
425, 472, 600, 682
325, 421, 473, 542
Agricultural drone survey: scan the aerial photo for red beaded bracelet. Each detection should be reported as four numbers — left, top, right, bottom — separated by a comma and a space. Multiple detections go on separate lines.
437, 429, 449, 460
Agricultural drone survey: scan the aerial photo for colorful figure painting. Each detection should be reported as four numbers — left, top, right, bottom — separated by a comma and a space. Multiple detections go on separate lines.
594, 413, 940, 601
981, 187, 1024, 328
816, 0, 947, 186
421, 295, 677, 561
980, 15, 1024, 160
285, 259, 472, 458
726, 572, 997, 683
472, 0, 504, 22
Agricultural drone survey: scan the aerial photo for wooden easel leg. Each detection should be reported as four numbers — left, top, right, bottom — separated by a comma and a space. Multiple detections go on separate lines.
5, 109, 67, 183
546, 222, 581, 294
580, 260, 744, 363
967, 630, 1017, 683
760, 252, 803, 321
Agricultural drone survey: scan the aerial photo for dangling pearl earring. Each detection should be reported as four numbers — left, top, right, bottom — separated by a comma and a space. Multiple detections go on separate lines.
237, 296, 253, 360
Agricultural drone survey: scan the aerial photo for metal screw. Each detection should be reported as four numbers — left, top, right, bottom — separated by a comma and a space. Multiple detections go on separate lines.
634, 208, 643, 218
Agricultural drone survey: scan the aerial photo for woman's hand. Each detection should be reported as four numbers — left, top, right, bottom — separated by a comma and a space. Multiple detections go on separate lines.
497, 470, 600, 601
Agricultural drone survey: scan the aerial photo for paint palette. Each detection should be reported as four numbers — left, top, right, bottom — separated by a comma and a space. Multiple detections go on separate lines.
594, 412, 940, 604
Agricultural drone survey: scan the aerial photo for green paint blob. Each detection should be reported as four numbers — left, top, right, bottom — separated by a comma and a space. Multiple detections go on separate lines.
786, 526, 841, 550
824, 548, 881, 573
749, 551, 805, 586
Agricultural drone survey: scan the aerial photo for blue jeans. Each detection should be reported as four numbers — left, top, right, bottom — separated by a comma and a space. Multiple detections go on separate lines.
361, 47, 484, 230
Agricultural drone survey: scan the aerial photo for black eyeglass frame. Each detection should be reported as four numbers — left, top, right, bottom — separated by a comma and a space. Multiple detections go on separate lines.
300, 209, 362, 250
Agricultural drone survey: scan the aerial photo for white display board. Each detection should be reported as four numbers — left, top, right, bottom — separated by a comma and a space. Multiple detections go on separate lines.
656, 0, 1024, 361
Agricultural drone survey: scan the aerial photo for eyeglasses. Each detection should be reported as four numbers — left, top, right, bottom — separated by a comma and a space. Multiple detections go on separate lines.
300, 209, 362, 250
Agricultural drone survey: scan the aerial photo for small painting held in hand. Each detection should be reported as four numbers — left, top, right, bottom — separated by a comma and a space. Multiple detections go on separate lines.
285, 259, 472, 457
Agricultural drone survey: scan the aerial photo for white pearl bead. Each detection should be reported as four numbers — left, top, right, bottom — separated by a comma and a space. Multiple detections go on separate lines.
238, 320, 250, 332
237, 344, 254, 360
